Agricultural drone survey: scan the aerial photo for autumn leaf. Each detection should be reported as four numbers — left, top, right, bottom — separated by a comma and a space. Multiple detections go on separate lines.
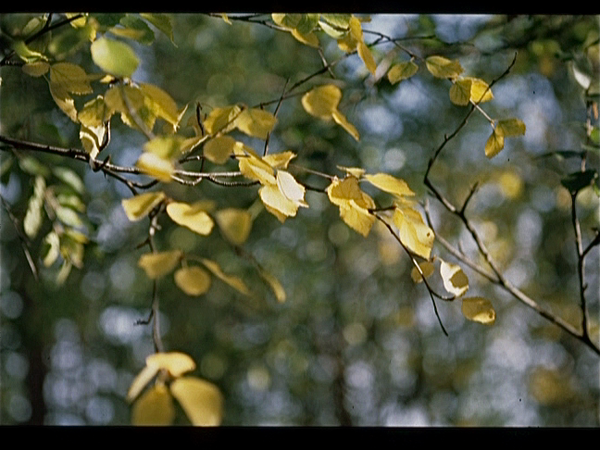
91, 37, 139, 78
462, 296, 496, 325
440, 259, 469, 297
170, 377, 223, 426
425, 55, 464, 79
410, 260, 436, 283
138, 250, 182, 279
235, 108, 277, 139
131, 384, 175, 426
203, 136, 236, 164
327, 176, 376, 237
174, 266, 211, 296
387, 60, 419, 84
485, 128, 505, 158
364, 173, 415, 198
392, 201, 435, 260
200, 258, 250, 296
122, 191, 165, 221
166, 202, 215, 236
215, 208, 253, 245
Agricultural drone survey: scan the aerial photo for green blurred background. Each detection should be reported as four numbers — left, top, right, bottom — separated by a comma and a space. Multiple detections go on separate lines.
1, 13, 598, 425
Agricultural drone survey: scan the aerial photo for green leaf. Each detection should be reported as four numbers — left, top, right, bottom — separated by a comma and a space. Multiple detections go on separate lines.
91, 37, 139, 78
52, 166, 85, 195
50, 62, 93, 95
41, 231, 60, 267
561, 170, 598, 194
139, 13, 174, 43
12, 40, 47, 63
110, 15, 155, 45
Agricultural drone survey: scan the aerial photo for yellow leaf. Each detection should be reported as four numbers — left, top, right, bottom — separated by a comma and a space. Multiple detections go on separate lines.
440, 259, 469, 297
277, 170, 308, 208
332, 109, 360, 140
485, 129, 505, 158
290, 29, 320, 48
393, 203, 435, 260
387, 61, 418, 84
262, 151, 296, 169
263, 203, 288, 223
425, 55, 464, 79
467, 77, 494, 103
127, 364, 160, 402
327, 176, 376, 237
49, 82, 78, 122
220, 13, 232, 25
139, 82, 180, 128
121, 191, 166, 221
146, 352, 196, 377
235, 108, 277, 139
348, 16, 363, 41
132, 384, 175, 426
215, 208, 253, 245
337, 166, 366, 178
364, 173, 415, 197
203, 105, 243, 135
238, 154, 276, 185
22, 61, 50, 77
410, 260, 435, 283
170, 377, 223, 426
461, 296, 496, 325
497, 118, 526, 137
258, 269, 286, 303
259, 183, 299, 217
200, 258, 250, 296
166, 202, 215, 236
174, 266, 211, 296
78, 96, 109, 128
138, 250, 182, 279
203, 136, 236, 164
449, 78, 472, 106
136, 152, 174, 183
357, 41, 377, 75
144, 135, 183, 159
301, 84, 341, 120
50, 62, 93, 95
337, 33, 359, 53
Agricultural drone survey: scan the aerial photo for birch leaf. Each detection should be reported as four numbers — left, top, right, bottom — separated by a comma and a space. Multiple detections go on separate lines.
49, 82, 78, 122
204, 136, 236, 164
468, 77, 494, 103
277, 170, 308, 208
121, 191, 165, 221
364, 173, 415, 197
174, 266, 211, 296
136, 152, 174, 183
440, 259, 469, 297
357, 41, 377, 75
138, 250, 182, 279
215, 208, 253, 245
166, 202, 214, 236
392, 202, 435, 260
131, 384, 175, 426
170, 377, 223, 426
410, 260, 435, 283
327, 176, 376, 237
259, 183, 299, 218
91, 37, 139, 78
200, 258, 250, 296
146, 352, 196, 377
387, 60, 419, 84
497, 118, 526, 137
449, 78, 472, 106
203, 105, 243, 135
263, 151, 296, 169
22, 61, 50, 77
425, 55, 464, 79
235, 108, 277, 139
462, 296, 496, 325
332, 109, 360, 141
301, 84, 341, 120
50, 62, 93, 95
485, 128, 505, 158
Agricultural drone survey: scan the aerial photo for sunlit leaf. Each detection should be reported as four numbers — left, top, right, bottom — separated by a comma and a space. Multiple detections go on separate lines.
357, 41, 377, 75
392, 202, 435, 260
485, 128, 505, 158
364, 173, 415, 197
146, 352, 196, 377
387, 60, 418, 84
203, 105, 243, 135
111, 15, 155, 45
12, 39, 47, 63
78, 96, 109, 128
170, 377, 223, 426
49, 82, 78, 122
41, 231, 60, 267
121, 191, 165, 221
174, 266, 211, 296
327, 176, 376, 237
425, 55, 464, 79
132, 384, 175, 426
204, 136, 236, 164
91, 37, 139, 78
138, 250, 182, 279
22, 61, 50, 77
136, 152, 174, 183
277, 170, 308, 208
263, 151, 296, 169
235, 108, 277, 139
166, 202, 214, 236
332, 109, 360, 140
301, 84, 341, 120
440, 259, 469, 297
259, 183, 299, 218
462, 296, 496, 325
127, 364, 160, 402
497, 118, 526, 137
467, 77, 493, 103
200, 258, 250, 296
215, 208, 253, 245
258, 268, 286, 303
238, 153, 276, 185
338, 166, 365, 178
410, 260, 435, 283
143, 135, 183, 159
139, 83, 180, 128
50, 62, 93, 95
24, 176, 46, 239
290, 29, 320, 48
54, 160, 86, 194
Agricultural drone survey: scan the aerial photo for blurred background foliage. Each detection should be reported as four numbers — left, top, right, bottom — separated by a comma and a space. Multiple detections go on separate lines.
0, 13, 599, 425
